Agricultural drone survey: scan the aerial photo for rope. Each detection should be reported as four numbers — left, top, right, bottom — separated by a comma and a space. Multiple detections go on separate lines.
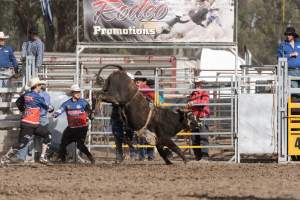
136, 108, 154, 137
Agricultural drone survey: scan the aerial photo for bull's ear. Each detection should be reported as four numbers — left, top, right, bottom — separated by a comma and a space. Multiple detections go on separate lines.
176, 109, 185, 122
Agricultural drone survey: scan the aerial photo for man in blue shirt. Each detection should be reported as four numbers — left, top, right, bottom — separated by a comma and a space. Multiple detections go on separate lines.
278, 27, 300, 88
53, 84, 95, 164
21, 27, 45, 78
0, 31, 17, 90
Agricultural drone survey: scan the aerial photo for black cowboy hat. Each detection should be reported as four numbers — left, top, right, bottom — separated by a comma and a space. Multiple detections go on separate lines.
284, 26, 299, 38
134, 71, 147, 82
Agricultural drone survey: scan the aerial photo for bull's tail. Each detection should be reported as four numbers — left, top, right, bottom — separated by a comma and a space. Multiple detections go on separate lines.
96, 64, 124, 86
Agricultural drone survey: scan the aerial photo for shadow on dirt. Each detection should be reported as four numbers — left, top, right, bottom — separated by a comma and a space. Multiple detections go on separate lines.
180, 194, 295, 200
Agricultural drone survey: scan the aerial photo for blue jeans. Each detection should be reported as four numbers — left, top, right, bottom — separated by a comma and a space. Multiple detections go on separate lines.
138, 137, 155, 160
288, 68, 300, 88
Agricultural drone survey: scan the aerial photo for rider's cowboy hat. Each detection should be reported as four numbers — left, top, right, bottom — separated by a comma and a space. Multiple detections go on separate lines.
0, 32, 9, 39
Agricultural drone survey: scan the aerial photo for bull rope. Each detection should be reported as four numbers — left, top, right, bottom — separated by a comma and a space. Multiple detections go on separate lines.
136, 108, 157, 145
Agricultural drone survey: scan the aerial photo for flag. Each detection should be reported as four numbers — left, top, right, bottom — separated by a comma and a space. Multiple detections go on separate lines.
40, 0, 53, 25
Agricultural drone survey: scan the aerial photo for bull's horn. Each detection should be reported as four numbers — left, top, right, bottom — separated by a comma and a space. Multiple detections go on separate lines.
96, 64, 124, 86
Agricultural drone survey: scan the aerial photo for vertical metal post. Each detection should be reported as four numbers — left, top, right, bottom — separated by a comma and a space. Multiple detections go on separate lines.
155, 68, 159, 106
277, 58, 288, 163
77, 0, 80, 44
233, 46, 239, 163
76, 46, 84, 84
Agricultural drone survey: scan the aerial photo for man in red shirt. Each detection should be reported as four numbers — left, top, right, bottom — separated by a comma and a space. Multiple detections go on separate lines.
187, 79, 210, 161
134, 71, 155, 160
134, 71, 155, 102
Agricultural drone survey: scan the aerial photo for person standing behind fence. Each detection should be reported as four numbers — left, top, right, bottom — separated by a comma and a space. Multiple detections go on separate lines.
21, 27, 44, 78
0, 31, 17, 102
134, 71, 155, 161
278, 27, 300, 88
52, 84, 95, 164
187, 78, 210, 161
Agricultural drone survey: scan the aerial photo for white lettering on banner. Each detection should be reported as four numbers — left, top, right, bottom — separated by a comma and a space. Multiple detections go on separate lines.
93, 26, 156, 35
92, 0, 169, 23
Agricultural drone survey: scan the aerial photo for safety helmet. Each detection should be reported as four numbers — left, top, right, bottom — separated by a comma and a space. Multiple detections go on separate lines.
70, 84, 81, 92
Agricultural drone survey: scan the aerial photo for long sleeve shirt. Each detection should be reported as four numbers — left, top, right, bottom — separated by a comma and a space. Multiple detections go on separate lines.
21, 91, 49, 126
54, 98, 92, 128
0, 45, 17, 68
39, 91, 51, 118
188, 90, 210, 118
278, 40, 300, 68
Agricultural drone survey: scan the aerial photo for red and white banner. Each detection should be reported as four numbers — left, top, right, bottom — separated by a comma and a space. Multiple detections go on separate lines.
83, 0, 235, 43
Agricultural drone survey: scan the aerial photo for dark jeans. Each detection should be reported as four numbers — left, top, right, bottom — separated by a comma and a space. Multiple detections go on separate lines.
111, 118, 136, 157
191, 122, 209, 160
59, 126, 93, 161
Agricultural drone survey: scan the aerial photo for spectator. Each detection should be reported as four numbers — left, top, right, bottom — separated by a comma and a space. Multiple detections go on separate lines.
187, 78, 210, 161
0, 77, 52, 165
134, 71, 155, 102
0, 31, 17, 102
134, 71, 155, 161
21, 26, 45, 78
39, 81, 52, 127
53, 84, 95, 164
278, 26, 300, 88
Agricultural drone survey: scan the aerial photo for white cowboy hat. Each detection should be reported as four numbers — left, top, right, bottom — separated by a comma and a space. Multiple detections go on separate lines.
0, 32, 9, 39
40, 80, 47, 85
70, 84, 81, 92
29, 77, 43, 88
126, 72, 135, 80
194, 77, 207, 85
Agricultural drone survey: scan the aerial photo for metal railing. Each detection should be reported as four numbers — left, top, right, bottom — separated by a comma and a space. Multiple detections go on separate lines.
83, 66, 237, 160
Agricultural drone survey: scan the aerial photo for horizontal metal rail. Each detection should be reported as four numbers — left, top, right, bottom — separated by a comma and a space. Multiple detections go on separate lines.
86, 144, 234, 149
88, 131, 233, 136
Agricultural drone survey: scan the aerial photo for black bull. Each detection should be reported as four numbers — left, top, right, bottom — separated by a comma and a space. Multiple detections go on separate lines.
94, 65, 197, 165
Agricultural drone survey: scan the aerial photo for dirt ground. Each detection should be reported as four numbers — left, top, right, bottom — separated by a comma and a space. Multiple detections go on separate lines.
0, 160, 300, 200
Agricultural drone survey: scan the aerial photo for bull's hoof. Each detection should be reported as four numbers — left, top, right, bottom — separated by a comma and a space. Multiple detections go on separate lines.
165, 161, 173, 165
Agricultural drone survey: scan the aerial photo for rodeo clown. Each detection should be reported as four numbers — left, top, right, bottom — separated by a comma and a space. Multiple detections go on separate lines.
53, 84, 95, 164
0, 77, 52, 165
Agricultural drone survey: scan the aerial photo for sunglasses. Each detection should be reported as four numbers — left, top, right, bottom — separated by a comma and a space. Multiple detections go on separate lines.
285, 33, 294, 36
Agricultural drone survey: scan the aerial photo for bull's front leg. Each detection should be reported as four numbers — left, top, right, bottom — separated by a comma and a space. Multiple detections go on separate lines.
156, 144, 172, 165
164, 139, 187, 164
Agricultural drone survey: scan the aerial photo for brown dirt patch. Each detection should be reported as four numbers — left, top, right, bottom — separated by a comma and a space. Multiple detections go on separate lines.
0, 161, 299, 200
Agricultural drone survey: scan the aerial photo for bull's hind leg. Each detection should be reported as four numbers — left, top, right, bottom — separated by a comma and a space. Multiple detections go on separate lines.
156, 145, 172, 165
164, 139, 187, 164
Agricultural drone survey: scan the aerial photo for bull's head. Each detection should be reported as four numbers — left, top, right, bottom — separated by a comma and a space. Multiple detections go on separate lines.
95, 65, 137, 106
177, 109, 202, 131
